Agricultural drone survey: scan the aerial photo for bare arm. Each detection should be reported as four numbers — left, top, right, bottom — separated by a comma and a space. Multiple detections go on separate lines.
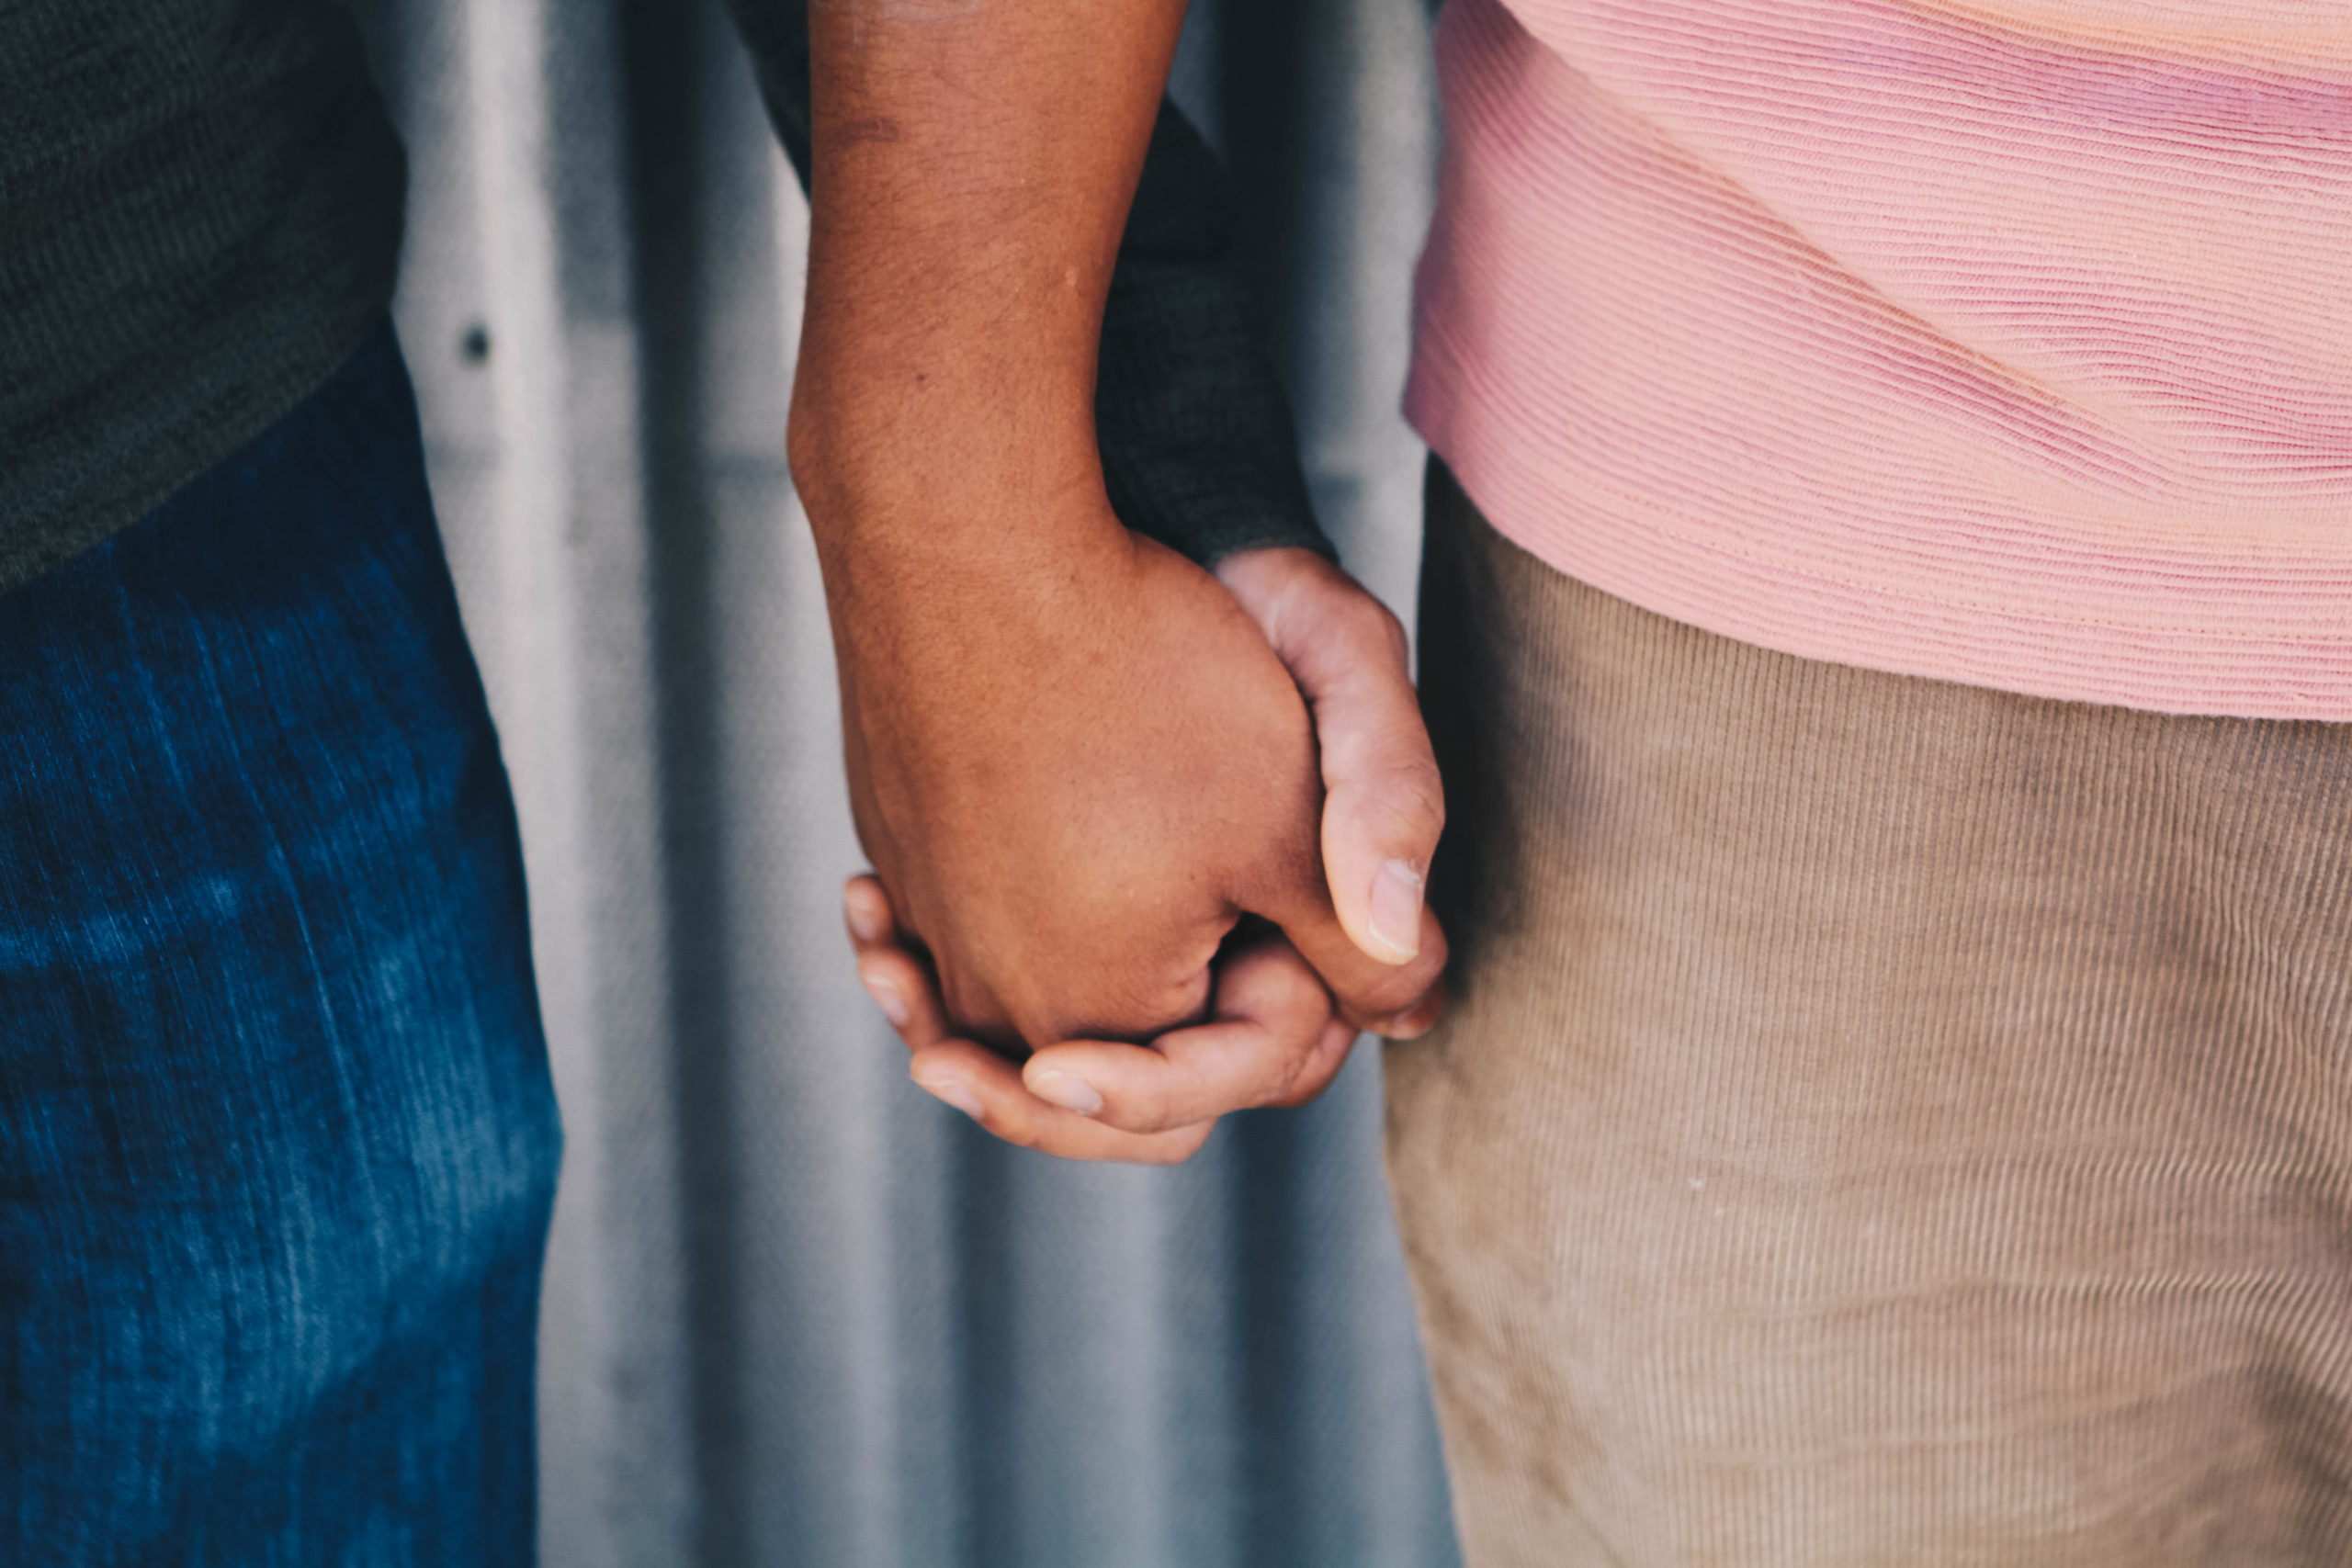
786, 0, 1445, 1053
790, 0, 1182, 528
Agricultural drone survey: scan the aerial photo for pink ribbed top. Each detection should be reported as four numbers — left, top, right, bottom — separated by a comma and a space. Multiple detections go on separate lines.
1406, 0, 2352, 718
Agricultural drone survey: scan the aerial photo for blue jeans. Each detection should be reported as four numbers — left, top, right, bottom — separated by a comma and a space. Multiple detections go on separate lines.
0, 326, 561, 1564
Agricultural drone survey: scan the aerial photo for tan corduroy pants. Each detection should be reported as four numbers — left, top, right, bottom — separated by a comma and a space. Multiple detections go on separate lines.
1390, 463, 2352, 1566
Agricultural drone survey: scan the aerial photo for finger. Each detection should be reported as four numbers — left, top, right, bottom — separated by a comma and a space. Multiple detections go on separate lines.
1263, 1016, 1362, 1109
1371, 976, 1445, 1042
842, 871, 1027, 1049
1292, 595, 1446, 967
909, 1040, 1217, 1165
843, 874, 953, 1050
1247, 866, 1447, 1036
1019, 935, 1340, 1134
1216, 549, 1446, 967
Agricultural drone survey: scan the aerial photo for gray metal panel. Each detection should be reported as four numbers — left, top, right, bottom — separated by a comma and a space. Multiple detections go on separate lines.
351, 1, 1458, 1561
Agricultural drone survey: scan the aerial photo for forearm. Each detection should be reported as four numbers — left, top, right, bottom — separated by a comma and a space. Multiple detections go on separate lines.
787, 0, 1189, 551
727, 0, 1333, 566
717, 0, 1446, 1067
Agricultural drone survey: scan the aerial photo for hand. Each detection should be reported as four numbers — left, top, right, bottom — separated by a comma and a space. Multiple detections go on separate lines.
832, 538, 1448, 1163
1213, 546, 1447, 976
808, 462, 1446, 1052
793, 0, 1442, 1064
846, 876, 1367, 1163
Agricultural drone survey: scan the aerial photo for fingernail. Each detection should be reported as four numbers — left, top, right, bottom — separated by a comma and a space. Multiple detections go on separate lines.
1384, 994, 1442, 1039
844, 886, 888, 943
916, 1072, 984, 1121
858, 966, 910, 1027
1366, 860, 1425, 964
1028, 1069, 1103, 1117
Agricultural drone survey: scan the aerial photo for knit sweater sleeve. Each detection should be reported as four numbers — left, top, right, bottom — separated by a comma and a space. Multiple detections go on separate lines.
722, 0, 1334, 566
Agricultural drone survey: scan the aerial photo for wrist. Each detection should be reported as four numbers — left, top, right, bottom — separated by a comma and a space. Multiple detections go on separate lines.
789, 363, 1108, 545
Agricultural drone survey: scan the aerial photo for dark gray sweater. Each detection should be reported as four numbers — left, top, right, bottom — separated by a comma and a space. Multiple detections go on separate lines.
0, 0, 1326, 601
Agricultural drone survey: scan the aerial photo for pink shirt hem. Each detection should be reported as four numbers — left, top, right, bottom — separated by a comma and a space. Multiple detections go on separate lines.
1407, 0, 2352, 719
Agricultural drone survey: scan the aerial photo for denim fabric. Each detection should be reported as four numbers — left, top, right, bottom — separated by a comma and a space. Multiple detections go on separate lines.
0, 323, 561, 1565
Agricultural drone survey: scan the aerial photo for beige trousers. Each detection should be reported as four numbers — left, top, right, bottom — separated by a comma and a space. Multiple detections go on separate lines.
1389, 464, 2352, 1565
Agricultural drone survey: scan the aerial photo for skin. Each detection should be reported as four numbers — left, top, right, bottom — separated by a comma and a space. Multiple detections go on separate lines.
844, 546, 1449, 1160
849, 875, 1369, 1164
796, 0, 1447, 1156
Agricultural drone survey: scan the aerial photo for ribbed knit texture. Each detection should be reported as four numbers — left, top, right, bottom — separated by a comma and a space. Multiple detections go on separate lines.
1396, 463, 2352, 1564
1406, 0, 2352, 719
0, 0, 407, 597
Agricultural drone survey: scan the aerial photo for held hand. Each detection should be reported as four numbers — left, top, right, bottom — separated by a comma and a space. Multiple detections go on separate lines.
831, 538, 1449, 1163
1214, 547, 1448, 975
815, 475, 1445, 1052
790, 0, 1408, 1077
847, 877, 1373, 1164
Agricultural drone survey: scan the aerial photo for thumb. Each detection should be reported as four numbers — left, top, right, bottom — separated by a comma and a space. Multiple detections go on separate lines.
1218, 548, 1446, 966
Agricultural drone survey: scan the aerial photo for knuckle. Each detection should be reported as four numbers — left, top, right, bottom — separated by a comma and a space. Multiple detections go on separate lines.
1351, 962, 1434, 1016
1371, 759, 1447, 840
1292, 594, 1408, 692
1263, 1021, 1331, 1105
1332, 592, 1407, 655
1268, 1056, 1340, 1110
1330, 742, 1443, 834
1262, 1052, 1314, 1110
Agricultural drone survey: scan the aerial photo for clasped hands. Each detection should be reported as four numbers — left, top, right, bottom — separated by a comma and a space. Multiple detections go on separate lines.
817, 475, 1447, 1165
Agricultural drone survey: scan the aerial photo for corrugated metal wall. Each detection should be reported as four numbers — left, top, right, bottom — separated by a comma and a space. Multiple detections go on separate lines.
346, 2, 1456, 1562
